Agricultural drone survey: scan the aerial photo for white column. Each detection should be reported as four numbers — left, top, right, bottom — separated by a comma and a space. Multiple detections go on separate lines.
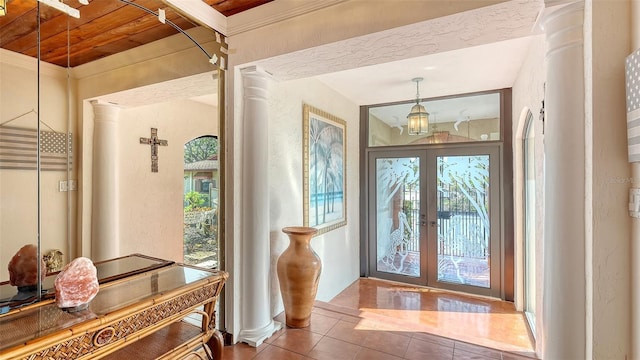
237, 66, 281, 346
541, 2, 586, 358
90, 100, 120, 262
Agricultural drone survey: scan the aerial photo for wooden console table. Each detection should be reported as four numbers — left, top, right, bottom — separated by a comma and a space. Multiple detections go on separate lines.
0, 255, 228, 360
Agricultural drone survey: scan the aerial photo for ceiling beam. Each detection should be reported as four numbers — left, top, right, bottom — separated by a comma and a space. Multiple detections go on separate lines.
163, 0, 227, 35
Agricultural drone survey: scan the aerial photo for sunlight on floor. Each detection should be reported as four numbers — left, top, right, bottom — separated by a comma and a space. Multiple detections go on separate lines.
329, 278, 534, 353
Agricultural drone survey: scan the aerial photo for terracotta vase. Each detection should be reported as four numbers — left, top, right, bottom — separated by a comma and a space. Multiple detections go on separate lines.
277, 226, 321, 328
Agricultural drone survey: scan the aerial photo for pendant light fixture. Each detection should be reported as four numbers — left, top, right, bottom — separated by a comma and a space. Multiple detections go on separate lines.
407, 77, 429, 135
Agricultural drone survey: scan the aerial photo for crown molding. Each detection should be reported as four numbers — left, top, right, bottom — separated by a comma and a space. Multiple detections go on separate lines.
226, 0, 347, 37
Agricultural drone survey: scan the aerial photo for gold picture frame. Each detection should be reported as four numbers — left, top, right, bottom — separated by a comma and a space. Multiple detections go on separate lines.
303, 104, 347, 235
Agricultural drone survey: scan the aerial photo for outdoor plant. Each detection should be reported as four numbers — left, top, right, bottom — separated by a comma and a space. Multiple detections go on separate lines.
183, 193, 217, 266
184, 191, 206, 212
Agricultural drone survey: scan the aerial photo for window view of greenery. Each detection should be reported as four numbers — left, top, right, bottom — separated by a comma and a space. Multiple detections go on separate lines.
183, 136, 219, 268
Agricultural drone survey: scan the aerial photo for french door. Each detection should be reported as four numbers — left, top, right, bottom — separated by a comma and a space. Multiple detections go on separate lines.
368, 145, 501, 297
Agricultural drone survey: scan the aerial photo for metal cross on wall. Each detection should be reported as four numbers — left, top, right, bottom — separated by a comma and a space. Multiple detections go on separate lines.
139, 128, 168, 172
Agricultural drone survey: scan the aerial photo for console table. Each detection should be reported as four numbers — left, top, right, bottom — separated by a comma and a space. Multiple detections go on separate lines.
0, 255, 228, 360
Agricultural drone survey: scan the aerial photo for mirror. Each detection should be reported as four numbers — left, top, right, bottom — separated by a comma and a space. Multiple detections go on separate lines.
0, 0, 226, 312
0, 1, 72, 309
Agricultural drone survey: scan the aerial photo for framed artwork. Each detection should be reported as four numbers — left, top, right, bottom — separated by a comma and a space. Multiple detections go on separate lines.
303, 104, 347, 235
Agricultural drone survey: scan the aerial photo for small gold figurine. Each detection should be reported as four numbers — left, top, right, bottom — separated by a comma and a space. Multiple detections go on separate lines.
43, 249, 64, 273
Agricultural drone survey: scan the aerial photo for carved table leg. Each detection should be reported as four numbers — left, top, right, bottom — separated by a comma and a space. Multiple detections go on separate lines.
206, 330, 224, 359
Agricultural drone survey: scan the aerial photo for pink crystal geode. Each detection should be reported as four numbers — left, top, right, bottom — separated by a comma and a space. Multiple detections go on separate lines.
8, 244, 46, 287
55, 257, 99, 310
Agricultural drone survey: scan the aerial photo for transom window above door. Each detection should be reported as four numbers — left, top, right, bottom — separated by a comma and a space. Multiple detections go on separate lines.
368, 91, 502, 147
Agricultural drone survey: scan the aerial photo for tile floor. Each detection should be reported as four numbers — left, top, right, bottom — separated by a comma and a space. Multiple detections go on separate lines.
221, 278, 537, 360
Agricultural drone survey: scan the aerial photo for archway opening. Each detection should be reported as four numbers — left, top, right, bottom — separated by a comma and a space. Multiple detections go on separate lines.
183, 135, 219, 268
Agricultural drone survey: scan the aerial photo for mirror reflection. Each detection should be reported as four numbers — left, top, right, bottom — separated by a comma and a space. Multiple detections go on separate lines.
1, 1, 71, 309
1, 0, 224, 312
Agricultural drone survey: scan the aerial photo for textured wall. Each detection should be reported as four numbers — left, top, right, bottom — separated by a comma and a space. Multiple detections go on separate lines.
230, 0, 538, 80
589, 1, 632, 358
116, 99, 217, 263
268, 77, 360, 315
633, 2, 640, 358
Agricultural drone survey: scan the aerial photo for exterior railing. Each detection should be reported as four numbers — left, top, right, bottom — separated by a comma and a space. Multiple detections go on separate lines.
402, 183, 488, 259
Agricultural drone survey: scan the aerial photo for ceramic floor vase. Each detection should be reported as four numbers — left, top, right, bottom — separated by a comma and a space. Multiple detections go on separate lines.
277, 226, 320, 328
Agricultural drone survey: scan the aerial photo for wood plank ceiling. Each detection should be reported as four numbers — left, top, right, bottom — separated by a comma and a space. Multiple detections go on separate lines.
0, 0, 271, 67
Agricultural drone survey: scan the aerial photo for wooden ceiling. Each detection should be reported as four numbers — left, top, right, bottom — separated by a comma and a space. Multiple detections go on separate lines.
0, 0, 271, 67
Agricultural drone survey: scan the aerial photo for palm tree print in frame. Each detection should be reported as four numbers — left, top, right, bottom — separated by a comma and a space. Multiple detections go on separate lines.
303, 104, 347, 235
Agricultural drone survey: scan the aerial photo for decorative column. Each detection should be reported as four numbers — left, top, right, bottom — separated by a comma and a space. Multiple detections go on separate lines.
237, 66, 281, 346
90, 100, 120, 262
541, 2, 585, 358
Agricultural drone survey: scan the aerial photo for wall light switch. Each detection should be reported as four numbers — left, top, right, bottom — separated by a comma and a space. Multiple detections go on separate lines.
59, 180, 68, 192
68, 180, 77, 191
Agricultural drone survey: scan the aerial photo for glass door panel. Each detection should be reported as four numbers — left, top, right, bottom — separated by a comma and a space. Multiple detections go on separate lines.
369, 151, 426, 284
427, 147, 500, 297
435, 154, 490, 288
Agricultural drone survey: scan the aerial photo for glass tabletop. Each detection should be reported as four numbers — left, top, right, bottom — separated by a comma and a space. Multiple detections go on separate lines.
0, 264, 220, 352
0, 254, 173, 312
90, 264, 216, 314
